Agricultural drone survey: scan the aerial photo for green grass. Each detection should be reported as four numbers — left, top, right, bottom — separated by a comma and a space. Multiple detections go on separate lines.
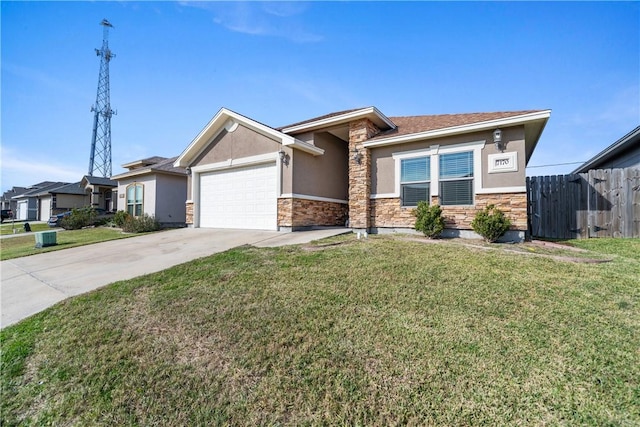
566, 237, 640, 261
1, 236, 638, 426
0, 227, 143, 260
0, 222, 50, 236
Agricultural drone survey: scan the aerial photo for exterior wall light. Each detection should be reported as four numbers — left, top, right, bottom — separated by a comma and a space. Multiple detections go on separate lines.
352, 147, 362, 164
279, 150, 289, 165
185, 166, 191, 176
493, 128, 506, 152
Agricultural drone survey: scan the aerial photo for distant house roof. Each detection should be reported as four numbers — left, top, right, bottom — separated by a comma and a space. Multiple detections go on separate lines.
572, 126, 640, 173
47, 182, 87, 196
112, 156, 187, 180
14, 182, 69, 199
1, 187, 28, 202
82, 175, 117, 187
121, 156, 169, 170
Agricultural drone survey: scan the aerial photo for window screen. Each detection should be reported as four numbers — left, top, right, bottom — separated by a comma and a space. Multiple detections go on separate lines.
400, 157, 430, 207
439, 152, 473, 205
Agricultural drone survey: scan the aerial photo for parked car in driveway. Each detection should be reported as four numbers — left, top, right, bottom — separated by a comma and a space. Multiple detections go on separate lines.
1, 209, 13, 223
48, 208, 115, 228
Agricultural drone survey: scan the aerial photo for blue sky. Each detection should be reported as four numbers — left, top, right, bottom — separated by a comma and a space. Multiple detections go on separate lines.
2, 1, 638, 193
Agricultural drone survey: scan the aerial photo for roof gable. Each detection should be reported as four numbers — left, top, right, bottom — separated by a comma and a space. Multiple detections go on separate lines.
175, 108, 323, 168
572, 125, 640, 173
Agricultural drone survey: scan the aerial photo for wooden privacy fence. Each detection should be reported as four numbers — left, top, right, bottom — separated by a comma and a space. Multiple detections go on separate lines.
527, 168, 640, 239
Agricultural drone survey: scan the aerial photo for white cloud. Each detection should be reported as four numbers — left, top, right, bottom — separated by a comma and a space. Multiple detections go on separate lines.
0, 146, 86, 192
179, 1, 323, 43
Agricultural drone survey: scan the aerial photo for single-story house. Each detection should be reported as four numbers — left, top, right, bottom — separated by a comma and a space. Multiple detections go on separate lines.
572, 125, 640, 173
174, 107, 551, 240
33, 182, 90, 219
81, 175, 117, 212
12, 182, 67, 221
1, 186, 27, 212
111, 156, 188, 227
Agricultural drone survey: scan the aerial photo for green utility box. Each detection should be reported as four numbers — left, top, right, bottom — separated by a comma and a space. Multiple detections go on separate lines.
35, 231, 57, 248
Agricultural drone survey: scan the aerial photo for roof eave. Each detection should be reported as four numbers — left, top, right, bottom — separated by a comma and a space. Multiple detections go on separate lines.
364, 110, 551, 164
175, 108, 324, 168
571, 125, 640, 173
280, 106, 397, 135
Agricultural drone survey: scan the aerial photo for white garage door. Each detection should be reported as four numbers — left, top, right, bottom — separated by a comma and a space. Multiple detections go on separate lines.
17, 200, 28, 221
199, 162, 277, 230
39, 198, 51, 221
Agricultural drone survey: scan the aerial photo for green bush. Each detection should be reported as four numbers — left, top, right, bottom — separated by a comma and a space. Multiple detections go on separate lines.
113, 210, 130, 228
471, 204, 512, 243
413, 201, 445, 238
121, 214, 160, 233
60, 207, 97, 230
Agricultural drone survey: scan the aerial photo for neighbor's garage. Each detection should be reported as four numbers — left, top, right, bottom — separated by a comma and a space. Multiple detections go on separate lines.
199, 162, 277, 230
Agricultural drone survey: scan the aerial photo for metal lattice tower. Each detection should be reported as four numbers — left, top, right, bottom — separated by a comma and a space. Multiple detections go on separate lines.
88, 19, 116, 177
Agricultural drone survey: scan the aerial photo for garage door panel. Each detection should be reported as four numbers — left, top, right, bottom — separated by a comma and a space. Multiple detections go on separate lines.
199, 162, 277, 230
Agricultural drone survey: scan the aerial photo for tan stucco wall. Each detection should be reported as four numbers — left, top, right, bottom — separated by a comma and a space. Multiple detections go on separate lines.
117, 175, 156, 216
192, 124, 281, 167
291, 132, 348, 200
481, 126, 526, 188
55, 194, 89, 210
371, 126, 527, 195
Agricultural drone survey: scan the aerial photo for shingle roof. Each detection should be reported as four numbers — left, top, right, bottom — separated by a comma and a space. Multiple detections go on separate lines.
150, 156, 186, 174
371, 110, 545, 140
84, 176, 117, 186
276, 108, 369, 130
48, 182, 87, 195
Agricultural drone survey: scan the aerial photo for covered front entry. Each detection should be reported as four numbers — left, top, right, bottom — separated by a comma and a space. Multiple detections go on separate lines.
199, 162, 278, 230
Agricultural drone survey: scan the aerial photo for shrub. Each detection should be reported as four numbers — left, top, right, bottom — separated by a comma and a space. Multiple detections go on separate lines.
60, 207, 97, 230
471, 204, 512, 243
113, 210, 130, 228
413, 201, 445, 238
121, 214, 160, 233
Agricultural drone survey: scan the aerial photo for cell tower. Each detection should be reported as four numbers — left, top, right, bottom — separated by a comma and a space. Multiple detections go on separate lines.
88, 19, 116, 177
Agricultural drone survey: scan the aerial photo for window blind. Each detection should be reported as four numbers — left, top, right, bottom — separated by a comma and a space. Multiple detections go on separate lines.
439, 152, 473, 179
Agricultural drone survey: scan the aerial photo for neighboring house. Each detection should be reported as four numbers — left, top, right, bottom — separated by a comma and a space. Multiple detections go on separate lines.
111, 156, 188, 227
572, 125, 640, 173
81, 175, 117, 212
33, 182, 90, 219
1, 186, 27, 212
174, 107, 550, 241
11, 182, 67, 221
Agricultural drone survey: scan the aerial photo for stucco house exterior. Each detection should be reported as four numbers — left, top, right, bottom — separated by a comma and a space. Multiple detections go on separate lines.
111, 156, 188, 227
81, 175, 117, 212
572, 125, 640, 173
11, 182, 67, 221
174, 107, 550, 240
33, 182, 89, 220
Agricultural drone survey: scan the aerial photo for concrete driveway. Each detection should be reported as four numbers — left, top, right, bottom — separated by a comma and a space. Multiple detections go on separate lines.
1, 227, 349, 328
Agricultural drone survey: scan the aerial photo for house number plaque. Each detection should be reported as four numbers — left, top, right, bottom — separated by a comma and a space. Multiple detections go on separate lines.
488, 152, 518, 173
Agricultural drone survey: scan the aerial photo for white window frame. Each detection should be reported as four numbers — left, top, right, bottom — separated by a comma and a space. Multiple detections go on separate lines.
126, 183, 144, 217
389, 140, 485, 204
398, 155, 431, 207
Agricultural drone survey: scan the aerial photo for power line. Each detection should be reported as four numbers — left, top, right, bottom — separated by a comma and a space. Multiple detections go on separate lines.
526, 161, 585, 169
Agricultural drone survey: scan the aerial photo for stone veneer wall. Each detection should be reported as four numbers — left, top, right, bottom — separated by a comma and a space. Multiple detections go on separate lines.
185, 201, 194, 226
348, 119, 380, 229
371, 192, 528, 230
278, 198, 348, 228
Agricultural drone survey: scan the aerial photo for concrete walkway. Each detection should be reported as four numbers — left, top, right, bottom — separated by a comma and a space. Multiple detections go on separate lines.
1, 227, 349, 328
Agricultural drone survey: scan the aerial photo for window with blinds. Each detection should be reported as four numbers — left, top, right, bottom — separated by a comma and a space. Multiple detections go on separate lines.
439, 151, 473, 205
400, 156, 430, 207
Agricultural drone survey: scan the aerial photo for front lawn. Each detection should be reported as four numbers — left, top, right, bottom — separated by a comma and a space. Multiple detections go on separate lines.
0, 227, 143, 260
0, 222, 50, 236
1, 236, 638, 425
